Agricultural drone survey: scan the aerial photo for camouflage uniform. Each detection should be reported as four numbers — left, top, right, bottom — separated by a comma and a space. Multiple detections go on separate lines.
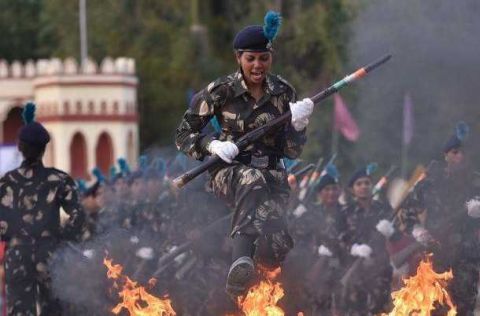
285, 201, 344, 315
337, 199, 393, 316
0, 161, 85, 316
175, 71, 306, 266
407, 164, 480, 315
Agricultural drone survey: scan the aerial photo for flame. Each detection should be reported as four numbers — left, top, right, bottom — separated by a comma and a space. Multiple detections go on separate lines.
382, 256, 456, 316
103, 257, 176, 316
234, 266, 285, 316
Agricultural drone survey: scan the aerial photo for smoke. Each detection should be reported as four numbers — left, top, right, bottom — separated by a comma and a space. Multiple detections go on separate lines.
348, 0, 480, 169
50, 150, 234, 315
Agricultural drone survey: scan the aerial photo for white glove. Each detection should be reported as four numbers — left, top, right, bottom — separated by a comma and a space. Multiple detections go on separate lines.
412, 225, 433, 246
350, 243, 372, 258
376, 219, 395, 238
82, 249, 94, 259
136, 247, 154, 260
207, 140, 239, 163
318, 245, 333, 257
293, 203, 308, 218
130, 235, 140, 244
466, 198, 480, 218
290, 98, 314, 131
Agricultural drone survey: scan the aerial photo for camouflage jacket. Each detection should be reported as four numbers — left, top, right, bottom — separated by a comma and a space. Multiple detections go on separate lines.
175, 71, 307, 162
338, 199, 392, 267
406, 164, 480, 265
0, 160, 85, 243
291, 202, 343, 259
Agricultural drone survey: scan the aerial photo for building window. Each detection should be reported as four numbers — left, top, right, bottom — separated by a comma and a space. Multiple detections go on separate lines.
70, 132, 88, 179
64, 101, 70, 115
76, 101, 82, 114
100, 101, 107, 115
88, 101, 95, 114
113, 101, 119, 114
96, 132, 114, 174
2, 106, 23, 145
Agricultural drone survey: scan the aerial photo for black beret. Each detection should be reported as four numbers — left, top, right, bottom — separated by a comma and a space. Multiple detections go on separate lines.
233, 25, 270, 52
316, 174, 338, 192
348, 163, 377, 187
19, 122, 50, 147
443, 121, 469, 153
443, 135, 462, 153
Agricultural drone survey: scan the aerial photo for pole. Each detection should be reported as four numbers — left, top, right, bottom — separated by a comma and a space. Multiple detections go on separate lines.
79, 0, 88, 68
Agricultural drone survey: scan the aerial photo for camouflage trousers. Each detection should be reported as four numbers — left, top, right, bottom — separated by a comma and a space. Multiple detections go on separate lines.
210, 164, 293, 267
340, 263, 392, 316
5, 241, 61, 316
448, 260, 478, 316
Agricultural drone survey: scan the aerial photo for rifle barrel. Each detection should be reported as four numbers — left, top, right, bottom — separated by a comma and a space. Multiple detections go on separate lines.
173, 54, 392, 188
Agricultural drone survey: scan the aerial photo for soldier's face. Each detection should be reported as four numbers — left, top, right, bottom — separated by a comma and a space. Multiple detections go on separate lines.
318, 184, 340, 206
445, 148, 464, 166
236, 51, 272, 86
351, 177, 372, 200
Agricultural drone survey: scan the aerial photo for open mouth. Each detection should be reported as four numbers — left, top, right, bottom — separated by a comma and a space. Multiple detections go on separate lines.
251, 71, 264, 81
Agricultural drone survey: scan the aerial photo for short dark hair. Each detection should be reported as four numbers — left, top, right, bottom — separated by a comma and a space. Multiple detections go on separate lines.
18, 140, 46, 163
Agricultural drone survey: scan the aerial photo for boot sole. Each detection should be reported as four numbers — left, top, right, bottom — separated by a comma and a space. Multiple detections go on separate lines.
226, 261, 255, 297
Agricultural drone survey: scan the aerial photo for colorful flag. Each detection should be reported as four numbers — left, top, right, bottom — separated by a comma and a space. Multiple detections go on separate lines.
403, 93, 414, 145
334, 94, 360, 141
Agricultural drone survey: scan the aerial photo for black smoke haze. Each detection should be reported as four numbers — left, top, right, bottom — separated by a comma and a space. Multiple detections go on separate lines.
348, 0, 480, 169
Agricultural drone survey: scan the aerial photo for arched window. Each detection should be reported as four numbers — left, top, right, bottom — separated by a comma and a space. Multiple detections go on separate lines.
2, 106, 23, 144
96, 132, 113, 174
70, 132, 87, 179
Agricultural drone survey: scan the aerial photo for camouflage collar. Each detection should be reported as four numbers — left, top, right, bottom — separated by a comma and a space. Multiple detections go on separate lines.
265, 73, 287, 96
232, 71, 249, 98
232, 71, 286, 98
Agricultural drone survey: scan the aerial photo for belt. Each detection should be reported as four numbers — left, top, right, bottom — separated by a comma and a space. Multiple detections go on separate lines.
236, 154, 282, 170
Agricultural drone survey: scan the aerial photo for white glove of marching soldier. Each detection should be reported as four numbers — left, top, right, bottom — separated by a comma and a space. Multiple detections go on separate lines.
318, 245, 333, 257
350, 243, 372, 258
412, 225, 433, 246
466, 198, 480, 218
207, 140, 239, 163
376, 219, 395, 238
290, 98, 314, 131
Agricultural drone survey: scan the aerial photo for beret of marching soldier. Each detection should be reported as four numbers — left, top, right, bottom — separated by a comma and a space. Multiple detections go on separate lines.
18, 102, 50, 146
443, 121, 469, 153
233, 11, 281, 52
348, 163, 378, 187
315, 163, 340, 192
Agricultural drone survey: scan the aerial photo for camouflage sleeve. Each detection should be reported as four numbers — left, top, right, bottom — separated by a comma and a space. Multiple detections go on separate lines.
0, 177, 10, 240
175, 83, 228, 160
282, 88, 307, 159
60, 175, 86, 241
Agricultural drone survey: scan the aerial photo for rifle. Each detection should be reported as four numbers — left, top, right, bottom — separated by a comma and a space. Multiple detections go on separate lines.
372, 165, 397, 199
287, 163, 315, 189
151, 213, 232, 278
173, 54, 392, 189
298, 156, 324, 201
293, 154, 337, 218
339, 165, 427, 289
